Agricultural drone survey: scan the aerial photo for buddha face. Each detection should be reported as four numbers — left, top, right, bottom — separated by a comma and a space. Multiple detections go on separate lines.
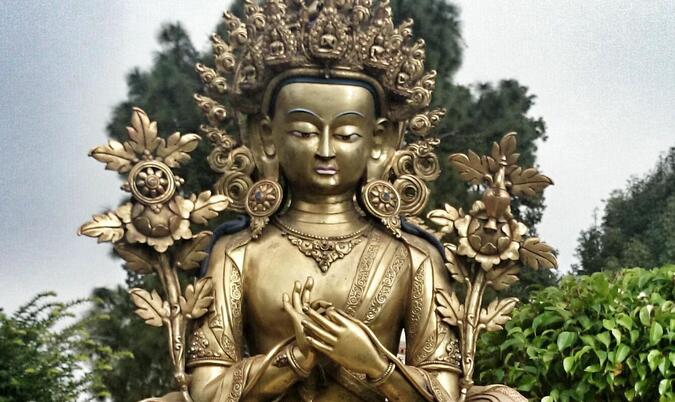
263, 82, 386, 198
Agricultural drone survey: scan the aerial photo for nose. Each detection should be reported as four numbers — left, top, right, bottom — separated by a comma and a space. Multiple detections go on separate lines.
316, 126, 335, 159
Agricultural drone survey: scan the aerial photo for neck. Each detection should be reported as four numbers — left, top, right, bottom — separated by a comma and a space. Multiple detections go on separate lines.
278, 189, 368, 235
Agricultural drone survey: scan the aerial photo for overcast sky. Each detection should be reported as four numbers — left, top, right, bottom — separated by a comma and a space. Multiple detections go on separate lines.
1, 1, 673, 313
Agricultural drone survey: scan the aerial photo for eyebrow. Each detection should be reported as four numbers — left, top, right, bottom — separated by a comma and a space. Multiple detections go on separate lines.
287, 108, 321, 119
334, 111, 365, 119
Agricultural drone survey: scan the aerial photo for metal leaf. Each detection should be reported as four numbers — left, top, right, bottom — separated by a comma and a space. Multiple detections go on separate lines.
156, 132, 201, 168
509, 167, 553, 197
114, 243, 156, 274
449, 151, 490, 185
190, 191, 229, 225
427, 203, 461, 233
126, 107, 161, 154
89, 140, 136, 173
480, 297, 518, 332
179, 277, 214, 319
78, 212, 124, 243
175, 232, 212, 271
520, 238, 558, 270
129, 288, 168, 327
444, 246, 469, 283
485, 264, 520, 291
436, 288, 465, 327
490, 132, 520, 166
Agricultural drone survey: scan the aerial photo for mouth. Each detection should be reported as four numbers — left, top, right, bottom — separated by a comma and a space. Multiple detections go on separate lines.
315, 166, 338, 176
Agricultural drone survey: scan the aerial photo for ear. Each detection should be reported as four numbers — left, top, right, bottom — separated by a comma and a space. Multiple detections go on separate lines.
248, 114, 279, 179
259, 115, 276, 158
367, 118, 400, 180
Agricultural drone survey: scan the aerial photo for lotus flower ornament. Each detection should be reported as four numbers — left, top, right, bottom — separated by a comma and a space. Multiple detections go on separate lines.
79, 108, 229, 401
426, 132, 558, 400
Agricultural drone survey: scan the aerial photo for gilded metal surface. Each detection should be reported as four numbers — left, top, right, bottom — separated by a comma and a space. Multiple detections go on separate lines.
81, 2, 557, 402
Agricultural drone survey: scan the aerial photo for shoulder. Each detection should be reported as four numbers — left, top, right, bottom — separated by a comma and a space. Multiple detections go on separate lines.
200, 217, 252, 276
400, 220, 446, 267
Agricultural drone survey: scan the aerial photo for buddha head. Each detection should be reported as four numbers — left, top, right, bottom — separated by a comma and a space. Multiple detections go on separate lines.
195, 0, 444, 237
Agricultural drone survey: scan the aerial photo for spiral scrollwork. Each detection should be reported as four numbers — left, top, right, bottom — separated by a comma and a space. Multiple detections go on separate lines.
394, 174, 429, 216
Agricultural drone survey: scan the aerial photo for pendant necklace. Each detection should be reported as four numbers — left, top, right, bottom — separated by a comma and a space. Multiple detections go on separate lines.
273, 217, 372, 272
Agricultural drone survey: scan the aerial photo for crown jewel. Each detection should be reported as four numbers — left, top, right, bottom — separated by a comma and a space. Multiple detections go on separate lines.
196, 0, 438, 121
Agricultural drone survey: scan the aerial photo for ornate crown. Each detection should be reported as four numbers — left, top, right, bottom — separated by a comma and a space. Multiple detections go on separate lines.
193, 0, 447, 226
195, 0, 441, 123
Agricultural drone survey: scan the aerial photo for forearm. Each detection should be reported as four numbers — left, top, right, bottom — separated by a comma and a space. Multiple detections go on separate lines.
243, 347, 316, 401
370, 360, 460, 402
190, 347, 315, 402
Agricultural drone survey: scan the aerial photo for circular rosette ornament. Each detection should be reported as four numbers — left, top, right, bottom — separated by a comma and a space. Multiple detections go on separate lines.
128, 160, 177, 206
454, 201, 528, 271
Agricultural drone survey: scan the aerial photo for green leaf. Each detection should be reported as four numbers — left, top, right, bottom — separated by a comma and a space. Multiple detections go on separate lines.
533, 311, 563, 334
616, 313, 633, 330
585, 364, 601, 373
597, 331, 611, 349
648, 350, 663, 371
603, 319, 616, 330
611, 328, 622, 345
563, 356, 575, 373
591, 273, 609, 297
557, 331, 577, 352
616, 344, 630, 363
649, 322, 663, 345
639, 306, 652, 326
659, 379, 670, 395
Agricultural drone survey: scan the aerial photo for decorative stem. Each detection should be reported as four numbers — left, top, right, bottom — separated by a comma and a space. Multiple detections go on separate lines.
459, 264, 488, 402
157, 254, 191, 399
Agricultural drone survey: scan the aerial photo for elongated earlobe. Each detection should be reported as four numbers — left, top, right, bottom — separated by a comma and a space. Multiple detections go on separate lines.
260, 116, 276, 158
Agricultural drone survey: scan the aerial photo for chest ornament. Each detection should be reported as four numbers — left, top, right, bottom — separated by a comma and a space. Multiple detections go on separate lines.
273, 218, 372, 272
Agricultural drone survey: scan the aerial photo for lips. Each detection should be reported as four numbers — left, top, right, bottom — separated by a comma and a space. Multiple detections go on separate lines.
315, 166, 338, 175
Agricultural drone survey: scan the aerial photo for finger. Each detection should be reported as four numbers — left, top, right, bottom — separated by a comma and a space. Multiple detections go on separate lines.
310, 299, 333, 312
306, 336, 333, 354
282, 293, 296, 315
301, 277, 314, 305
292, 281, 302, 309
302, 320, 337, 345
304, 306, 342, 334
326, 308, 352, 327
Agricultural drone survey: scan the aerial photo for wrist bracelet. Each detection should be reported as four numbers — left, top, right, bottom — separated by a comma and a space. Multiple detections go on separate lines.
287, 345, 311, 379
367, 361, 396, 387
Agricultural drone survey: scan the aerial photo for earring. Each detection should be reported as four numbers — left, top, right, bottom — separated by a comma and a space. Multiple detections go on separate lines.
245, 178, 284, 239
361, 180, 402, 238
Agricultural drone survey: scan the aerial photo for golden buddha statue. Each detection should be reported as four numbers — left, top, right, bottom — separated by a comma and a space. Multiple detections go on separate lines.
81, 1, 558, 401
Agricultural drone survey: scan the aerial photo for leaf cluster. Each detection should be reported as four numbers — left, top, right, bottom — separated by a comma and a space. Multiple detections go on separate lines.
475, 265, 675, 401
0, 292, 127, 402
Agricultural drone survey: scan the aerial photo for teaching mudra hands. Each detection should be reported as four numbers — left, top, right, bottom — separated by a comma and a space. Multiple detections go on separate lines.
282, 277, 390, 379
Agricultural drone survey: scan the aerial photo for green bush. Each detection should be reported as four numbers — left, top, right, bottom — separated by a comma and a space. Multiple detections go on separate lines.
475, 265, 674, 401
0, 292, 128, 402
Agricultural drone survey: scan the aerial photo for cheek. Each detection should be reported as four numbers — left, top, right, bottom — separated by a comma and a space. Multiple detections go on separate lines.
276, 136, 316, 170
335, 141, 371, 173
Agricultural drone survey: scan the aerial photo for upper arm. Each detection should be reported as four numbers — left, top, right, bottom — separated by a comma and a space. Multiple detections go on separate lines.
403, 236, 461, 399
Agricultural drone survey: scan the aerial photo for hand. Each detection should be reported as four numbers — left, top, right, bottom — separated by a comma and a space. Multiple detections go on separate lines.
302, 305, 389, 378
282, 277, 315, 356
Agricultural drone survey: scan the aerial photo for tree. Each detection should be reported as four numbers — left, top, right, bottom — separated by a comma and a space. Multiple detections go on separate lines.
0, 292, 122, 402
574, 147, 675, 275
84, 286, 173, 402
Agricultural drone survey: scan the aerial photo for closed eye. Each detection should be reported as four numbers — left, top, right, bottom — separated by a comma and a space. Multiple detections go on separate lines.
288, 130, 318, 139
334, 133, 362, 142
